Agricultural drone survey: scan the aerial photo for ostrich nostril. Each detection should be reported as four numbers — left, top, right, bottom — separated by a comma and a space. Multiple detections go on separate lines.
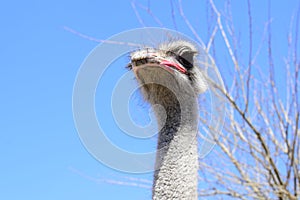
134, 58, 152, 66
136, 59, 145, 65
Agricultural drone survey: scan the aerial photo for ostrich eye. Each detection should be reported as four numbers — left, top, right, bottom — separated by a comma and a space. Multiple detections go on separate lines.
176, 53, 194, 70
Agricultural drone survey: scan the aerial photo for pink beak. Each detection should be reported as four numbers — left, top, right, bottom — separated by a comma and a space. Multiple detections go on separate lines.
160, 60, 187, 74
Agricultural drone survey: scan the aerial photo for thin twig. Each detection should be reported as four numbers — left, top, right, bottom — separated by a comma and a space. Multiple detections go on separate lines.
63, 26, 142, 47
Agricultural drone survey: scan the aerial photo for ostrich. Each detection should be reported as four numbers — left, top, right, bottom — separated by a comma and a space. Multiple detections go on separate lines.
127, 40, 207, 199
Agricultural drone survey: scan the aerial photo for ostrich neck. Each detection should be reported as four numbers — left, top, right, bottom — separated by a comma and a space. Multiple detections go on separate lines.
152, 93, 199, 200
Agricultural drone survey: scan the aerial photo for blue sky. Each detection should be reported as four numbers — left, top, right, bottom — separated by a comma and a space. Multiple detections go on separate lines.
1, 1, 299, 199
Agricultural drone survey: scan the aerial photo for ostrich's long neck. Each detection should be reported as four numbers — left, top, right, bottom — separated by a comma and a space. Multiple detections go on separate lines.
152, 92, 199, 200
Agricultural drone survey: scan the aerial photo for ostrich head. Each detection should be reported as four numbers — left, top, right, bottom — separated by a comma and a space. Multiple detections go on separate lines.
127, 40, 207, 107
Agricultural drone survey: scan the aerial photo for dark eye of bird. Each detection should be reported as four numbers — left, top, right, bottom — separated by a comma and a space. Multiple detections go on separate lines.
176, 54, 193, 70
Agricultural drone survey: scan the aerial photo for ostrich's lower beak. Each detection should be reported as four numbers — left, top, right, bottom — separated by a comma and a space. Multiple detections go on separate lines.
160, 60, 187, 74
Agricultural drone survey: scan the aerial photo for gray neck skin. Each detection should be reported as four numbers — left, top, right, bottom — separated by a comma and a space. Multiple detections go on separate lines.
151, 90, 199, 200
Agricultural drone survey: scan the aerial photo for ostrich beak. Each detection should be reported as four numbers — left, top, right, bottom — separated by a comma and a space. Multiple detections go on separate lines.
160, 60, 187, 74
